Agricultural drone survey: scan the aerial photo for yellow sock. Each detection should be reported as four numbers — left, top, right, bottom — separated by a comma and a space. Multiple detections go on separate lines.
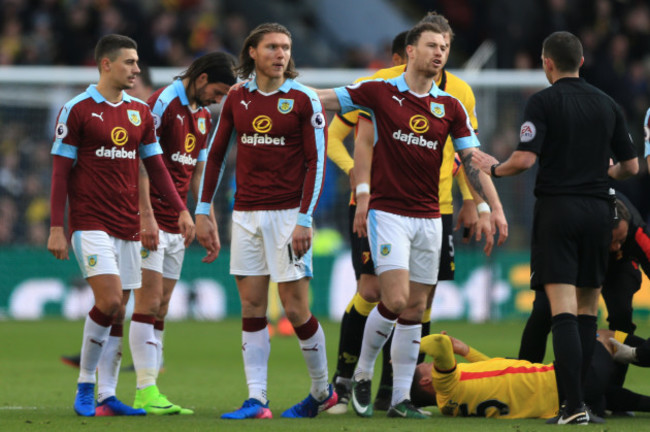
352, 292, 378, 317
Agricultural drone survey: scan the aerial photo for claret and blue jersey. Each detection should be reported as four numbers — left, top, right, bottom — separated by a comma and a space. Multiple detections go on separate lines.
197, 78, 327, 228
334, 74, 479, 218
51, 84, 161, 240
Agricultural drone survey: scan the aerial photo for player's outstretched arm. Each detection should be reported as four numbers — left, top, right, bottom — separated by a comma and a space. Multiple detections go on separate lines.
314, 88, 341, 112
459, 148, 509, 251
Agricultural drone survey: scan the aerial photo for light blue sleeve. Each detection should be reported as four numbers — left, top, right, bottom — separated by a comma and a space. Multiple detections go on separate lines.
139, 142, 163, 159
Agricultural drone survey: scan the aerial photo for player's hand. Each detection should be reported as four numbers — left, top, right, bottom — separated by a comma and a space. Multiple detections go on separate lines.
475, 211, 495, 256
177, 210, 195, 247
229, 79, 250, 93
292, 225, 312, 259
196, 214, 219, 260
440, 331, 470, 357
491, 208, 508, 247
47, 227, 69, 260
455, 200, 478, 244
610, 337, 638, 364
140, 211, 159, 251
353, 193, 370, 238
202, 217, 221, 263
471, 150, 499, 175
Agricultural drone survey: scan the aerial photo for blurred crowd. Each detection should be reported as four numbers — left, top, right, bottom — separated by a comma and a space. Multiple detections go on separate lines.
1, 0, 650, 245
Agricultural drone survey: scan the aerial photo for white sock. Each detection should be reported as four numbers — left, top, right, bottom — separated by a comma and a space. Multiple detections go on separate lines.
354, 307, 396, 381
243, 327, 270, 404
298, 323, 329, 401
129, 320, 158, 389
390, 322, 421, 406
78, 314, 111, 384
97, 335, 122, 403
154, 328, 164, 377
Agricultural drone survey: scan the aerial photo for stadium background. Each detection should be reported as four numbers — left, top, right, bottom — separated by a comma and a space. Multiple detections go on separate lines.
1, 0, 650, 323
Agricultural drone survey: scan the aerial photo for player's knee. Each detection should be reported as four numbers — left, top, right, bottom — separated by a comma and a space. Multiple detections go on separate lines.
383, 297, 408, 315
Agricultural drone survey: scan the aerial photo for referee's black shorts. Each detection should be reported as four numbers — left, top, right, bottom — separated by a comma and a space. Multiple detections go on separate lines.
348, 205, 455, 282
531, 195, 611, 290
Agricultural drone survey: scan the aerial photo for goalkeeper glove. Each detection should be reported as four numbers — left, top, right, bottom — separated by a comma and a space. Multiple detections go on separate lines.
609, 337, 638, 364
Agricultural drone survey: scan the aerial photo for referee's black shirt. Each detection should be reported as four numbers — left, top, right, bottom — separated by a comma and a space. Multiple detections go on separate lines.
516, 77, 637, 199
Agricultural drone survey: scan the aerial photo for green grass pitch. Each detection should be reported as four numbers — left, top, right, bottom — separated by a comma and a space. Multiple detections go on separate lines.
2, 319, 650, 431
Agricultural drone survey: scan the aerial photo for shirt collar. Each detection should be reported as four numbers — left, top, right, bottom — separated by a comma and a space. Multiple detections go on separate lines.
394, 74, 441, 97
172, 79, 190, 106
247, 78, 293, 93
86, 84, 132, 103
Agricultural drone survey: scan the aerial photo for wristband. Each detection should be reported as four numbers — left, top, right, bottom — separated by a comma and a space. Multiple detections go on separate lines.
356, 182, 370, 196
490, 163, 501, 178
477, 202, 491, 214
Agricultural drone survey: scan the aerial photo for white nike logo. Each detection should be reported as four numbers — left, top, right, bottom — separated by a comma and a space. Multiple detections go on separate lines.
241, 100, 251, 110
91, 112, 104, 121
351, 396, 370, 416
392, 96, 405, 106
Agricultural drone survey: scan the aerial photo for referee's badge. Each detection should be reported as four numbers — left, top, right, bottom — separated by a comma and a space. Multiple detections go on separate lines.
127, 110, 142, 126
87, 255, 97, 267
198, 118, 207, 134
380, 244, 391, 256
520, 121, 536, 142
278, 98, 294, 114
430, 102, 445, 118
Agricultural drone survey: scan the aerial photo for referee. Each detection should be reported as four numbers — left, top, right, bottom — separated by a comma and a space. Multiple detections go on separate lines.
472, 31, 638, 425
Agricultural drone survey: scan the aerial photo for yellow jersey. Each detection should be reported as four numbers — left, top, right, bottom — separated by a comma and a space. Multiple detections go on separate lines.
326, 65, 478, 213
420, 334, 559, 419
433, 357, 559, 419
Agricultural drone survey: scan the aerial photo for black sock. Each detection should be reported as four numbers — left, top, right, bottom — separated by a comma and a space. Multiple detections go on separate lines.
334, 306, 368, 380
417, 320, 431, 364
578, 314, 597, 385
518, 291, 552, 362
552, 313, 583, 413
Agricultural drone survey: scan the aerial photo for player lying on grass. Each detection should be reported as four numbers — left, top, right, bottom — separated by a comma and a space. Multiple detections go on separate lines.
412, 332, 650, 420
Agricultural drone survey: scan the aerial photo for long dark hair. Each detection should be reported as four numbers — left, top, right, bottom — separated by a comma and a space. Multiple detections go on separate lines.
235, 22, 298, 80
174, 52, 237, 87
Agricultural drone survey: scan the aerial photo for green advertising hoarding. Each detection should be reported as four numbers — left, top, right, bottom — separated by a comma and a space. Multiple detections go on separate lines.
3, 247, 650, 323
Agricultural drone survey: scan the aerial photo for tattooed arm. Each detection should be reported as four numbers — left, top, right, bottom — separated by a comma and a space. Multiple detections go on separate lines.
458, 147, 509, 249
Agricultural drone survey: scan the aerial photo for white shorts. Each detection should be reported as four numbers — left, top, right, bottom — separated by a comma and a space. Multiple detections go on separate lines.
141, 230, 186, 280
367, 209, 442, 285
230, 208, 312, 283
71, 230, 141, 290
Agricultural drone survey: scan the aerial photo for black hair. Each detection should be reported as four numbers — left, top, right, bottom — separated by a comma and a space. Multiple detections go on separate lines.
94, 34, 137, 70
542, 31, 583, 72
392, 31, 408, 59
174, 52, 237, 86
